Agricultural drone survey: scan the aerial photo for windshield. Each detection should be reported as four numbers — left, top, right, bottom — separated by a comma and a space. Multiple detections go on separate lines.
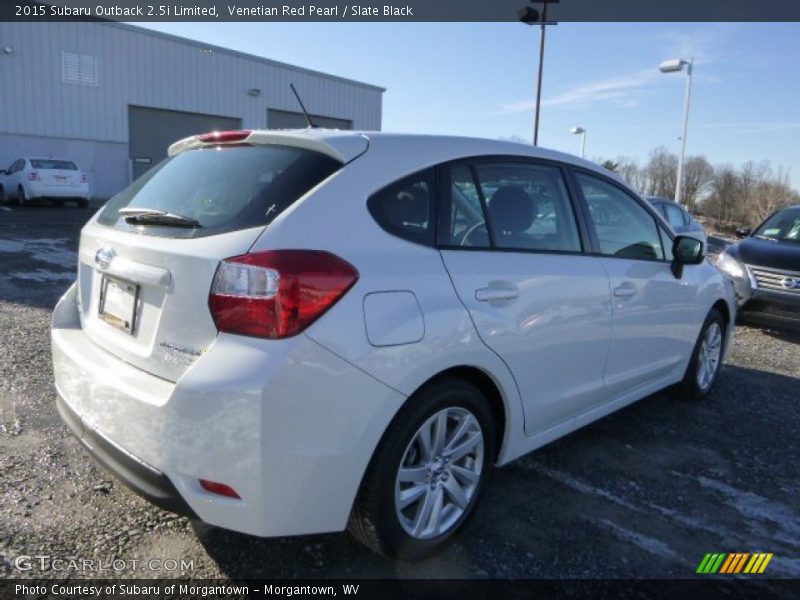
753, 207, 800, 243
30, 159, 77, 170
98, 145, 342, 238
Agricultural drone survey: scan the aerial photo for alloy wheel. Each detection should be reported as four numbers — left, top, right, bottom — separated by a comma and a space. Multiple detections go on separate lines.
696, 322, 722, 392
394, 406, 484, 540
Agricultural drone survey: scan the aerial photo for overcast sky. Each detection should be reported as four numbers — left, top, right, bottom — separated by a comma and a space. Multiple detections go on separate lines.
138, 22, 800, 191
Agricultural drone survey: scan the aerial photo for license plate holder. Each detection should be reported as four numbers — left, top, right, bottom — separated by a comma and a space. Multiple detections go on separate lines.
99, 275, 139, 335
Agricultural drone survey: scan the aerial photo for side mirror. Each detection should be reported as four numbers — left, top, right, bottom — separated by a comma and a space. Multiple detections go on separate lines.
735, 227, 751, 239
671, 235, 705, 279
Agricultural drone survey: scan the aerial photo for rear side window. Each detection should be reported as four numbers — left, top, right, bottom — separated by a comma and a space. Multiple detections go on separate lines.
98, 145, 341, 238
30, 159, 77, 170
367, 169, 435, 246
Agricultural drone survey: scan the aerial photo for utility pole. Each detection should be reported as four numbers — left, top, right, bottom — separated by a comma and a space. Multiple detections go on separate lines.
519, 0, 559, 146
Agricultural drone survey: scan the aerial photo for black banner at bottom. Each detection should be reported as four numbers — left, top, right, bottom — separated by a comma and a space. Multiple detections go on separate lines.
3, 579, 800, 600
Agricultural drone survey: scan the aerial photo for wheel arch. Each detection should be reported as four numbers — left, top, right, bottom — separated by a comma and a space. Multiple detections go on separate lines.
712, 298, 731, 325
418, 365, 508, 462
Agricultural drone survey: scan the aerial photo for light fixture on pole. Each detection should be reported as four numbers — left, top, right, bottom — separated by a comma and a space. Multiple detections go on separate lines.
659, 57, 694, 206
519, 0, 559, 146
570, 126, 586, 158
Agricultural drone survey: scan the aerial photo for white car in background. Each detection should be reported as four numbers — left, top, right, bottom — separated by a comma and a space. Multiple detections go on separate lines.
0, 157, 90, 207
51, 129, 735, 560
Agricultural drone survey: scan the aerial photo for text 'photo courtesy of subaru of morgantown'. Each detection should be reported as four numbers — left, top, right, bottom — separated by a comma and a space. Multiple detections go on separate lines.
51, 129, 736, 560
714, 205, 800, 330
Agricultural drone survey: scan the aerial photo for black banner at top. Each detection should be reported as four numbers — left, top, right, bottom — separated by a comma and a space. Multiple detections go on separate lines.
2, 0, 800, 22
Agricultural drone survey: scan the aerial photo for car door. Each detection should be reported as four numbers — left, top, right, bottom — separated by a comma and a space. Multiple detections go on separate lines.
575, 171, 699, 403
438, 159, 613, 435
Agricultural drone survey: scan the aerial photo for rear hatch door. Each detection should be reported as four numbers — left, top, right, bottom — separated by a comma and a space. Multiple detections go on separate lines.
77, 137, 354, 382
31, 159, 81, 188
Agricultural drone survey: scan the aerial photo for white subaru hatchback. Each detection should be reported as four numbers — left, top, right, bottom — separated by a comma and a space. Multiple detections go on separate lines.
52, 129, 735, 559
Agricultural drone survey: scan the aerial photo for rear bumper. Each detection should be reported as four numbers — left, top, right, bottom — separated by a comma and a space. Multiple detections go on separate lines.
28, 182, 89, 199
51, 283, 405, 537
55, 393, 197, 518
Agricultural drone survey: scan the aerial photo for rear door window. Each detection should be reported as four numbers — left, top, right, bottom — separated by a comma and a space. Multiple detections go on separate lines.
441, 160, 582, 253
445, 165, 491, 248
98, 145, 341, 238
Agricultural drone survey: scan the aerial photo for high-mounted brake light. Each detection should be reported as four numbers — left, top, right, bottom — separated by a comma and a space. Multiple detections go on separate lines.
209, 250, 359, 339
198, 130, 252, 144
28, 171, 40, 181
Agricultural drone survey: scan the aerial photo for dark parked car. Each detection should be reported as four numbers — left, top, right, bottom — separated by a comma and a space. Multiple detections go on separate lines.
647, 197, 706, 239
714, 205, 800, 330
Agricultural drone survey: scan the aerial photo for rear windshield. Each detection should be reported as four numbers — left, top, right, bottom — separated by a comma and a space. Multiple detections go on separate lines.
97, 145, 342, 238
30, 159, 77, 170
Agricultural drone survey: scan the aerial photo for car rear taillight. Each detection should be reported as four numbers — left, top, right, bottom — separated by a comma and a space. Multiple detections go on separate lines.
198, 130, 252, 144
209, 250, 358, 339
28, 171, 40, 181
81, 172, 88, 183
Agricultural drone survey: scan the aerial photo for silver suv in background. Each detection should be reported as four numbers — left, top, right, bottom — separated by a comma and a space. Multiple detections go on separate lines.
647, 197, 706, 240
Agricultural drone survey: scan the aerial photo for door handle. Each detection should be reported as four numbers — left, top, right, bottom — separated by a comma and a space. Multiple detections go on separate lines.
613, 284, 637, 299
475, 286, 519, 302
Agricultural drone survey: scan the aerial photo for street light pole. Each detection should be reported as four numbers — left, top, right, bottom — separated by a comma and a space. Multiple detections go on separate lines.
675, 60, 693, 206
659, 58, 694, 206
532, 2, 548, 146
570, 126, 586, 158
519, 0, 559, 146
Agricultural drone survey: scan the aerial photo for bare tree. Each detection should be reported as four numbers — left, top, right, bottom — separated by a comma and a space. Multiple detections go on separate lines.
681, 156, 714, 212
703, 161, 797, 231
591, 149, 798, 232
643, 147, 678, 199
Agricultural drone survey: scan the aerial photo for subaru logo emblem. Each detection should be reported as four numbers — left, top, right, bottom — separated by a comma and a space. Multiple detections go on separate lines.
94, 247, 115, 270
780, 277, 799, 290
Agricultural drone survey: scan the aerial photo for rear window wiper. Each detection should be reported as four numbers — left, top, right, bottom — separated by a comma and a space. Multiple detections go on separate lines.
119, 207, 201, 228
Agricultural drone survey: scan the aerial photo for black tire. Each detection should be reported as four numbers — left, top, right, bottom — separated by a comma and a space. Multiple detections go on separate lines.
0, 186, 5, 205
77, 198, 89, 209
348, 377, 496, 561
672, 308, 726, 401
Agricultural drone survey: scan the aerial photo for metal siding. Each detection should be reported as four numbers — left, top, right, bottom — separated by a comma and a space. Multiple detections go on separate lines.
0, 22, 382, 144
128, 106, 242, 179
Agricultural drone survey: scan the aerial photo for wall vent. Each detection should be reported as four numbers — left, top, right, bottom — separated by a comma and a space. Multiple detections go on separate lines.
62, 51, 98, 86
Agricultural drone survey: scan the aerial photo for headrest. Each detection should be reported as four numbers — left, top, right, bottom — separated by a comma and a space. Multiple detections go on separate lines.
489, 186, 536, 233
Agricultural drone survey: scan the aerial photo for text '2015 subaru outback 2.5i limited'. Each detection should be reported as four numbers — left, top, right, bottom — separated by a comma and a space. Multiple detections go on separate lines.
52, 129, 736, 560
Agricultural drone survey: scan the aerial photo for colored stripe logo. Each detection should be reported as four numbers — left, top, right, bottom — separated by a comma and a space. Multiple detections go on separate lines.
697, 552, 773, 574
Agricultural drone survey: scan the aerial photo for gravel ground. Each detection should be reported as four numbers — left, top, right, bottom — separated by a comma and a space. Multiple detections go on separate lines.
1, 206, 798, 581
